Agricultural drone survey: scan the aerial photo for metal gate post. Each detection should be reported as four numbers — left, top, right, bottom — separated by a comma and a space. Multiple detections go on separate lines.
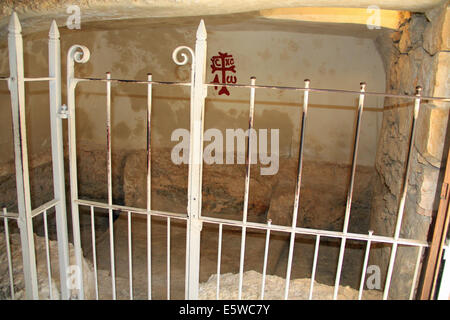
66, 44, 91, 299
48, 21, 70, 300
185, 20, 207, 299
7, 12, 39, 299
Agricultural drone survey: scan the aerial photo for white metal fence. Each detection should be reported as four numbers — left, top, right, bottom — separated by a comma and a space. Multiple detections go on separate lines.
1, 12, 449, 300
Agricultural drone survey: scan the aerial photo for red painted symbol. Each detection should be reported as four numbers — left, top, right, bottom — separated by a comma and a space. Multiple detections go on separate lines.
211, 52, 237, 96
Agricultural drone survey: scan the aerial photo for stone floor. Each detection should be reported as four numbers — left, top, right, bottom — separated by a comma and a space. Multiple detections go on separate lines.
0, 202, 381, 300
78, 210, 377, 300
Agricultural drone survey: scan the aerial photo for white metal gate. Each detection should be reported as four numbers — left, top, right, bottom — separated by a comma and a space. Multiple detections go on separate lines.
1, 13, 70, 300
1, 12, 450, 300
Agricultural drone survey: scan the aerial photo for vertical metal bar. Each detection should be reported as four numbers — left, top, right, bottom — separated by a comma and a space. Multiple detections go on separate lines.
185, 217, 190, 300
90, 206, 99, 300
409, 246, 423, 300
43, 210, 53, 299
284, 242, 295, 299
48, 20, 70, 300
358, 230, 373, 300
167, 217, 171, 300
260, 220, 271, 300
146, 73, 153, 300
383, 87, 422, 300
216, 223, 223, 300
238, 76, 256, 300
309, 235, 320, 300
7, 12, 39, 299
237, 239, 246, 299
67, 44, 90, 299
186, 20, 207, 300
128, 211, 133, 300
242, 76, 256, 225
106, 71, 113, 207
147, 215, 152, 300
284, 79, 310, 300
106, 72, 116, 300
3, 208, 15, 299
108, 210, 116, 299
333, 82, 366, 300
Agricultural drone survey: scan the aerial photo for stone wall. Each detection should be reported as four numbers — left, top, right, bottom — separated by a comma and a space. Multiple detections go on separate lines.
0, 142, 129, 213
124, 148, 375, 233
370, 4, 449, 299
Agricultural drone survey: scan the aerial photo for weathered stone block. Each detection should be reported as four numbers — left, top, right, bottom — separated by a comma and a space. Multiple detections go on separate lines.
416, 103, 449, 167
123, 149, 375, 231
0, 232, 95, 300
424, 4, 448, 54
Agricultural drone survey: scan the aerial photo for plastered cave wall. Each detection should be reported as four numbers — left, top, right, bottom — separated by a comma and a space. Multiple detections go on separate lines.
0, 17, 386, 227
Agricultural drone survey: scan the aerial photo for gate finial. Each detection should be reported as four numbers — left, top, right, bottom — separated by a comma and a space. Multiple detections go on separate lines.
196, 19, 206, 40
8, 11, 21, 34
49, 20, 60, 39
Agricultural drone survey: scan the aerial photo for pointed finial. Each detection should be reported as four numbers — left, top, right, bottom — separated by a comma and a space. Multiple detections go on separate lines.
196, 19, 206, 40
8, 11, 22, 34
49, 20, 60, 39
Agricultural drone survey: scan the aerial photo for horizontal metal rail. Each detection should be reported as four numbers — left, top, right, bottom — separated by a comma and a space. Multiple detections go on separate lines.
30, 199, 58, 218
24, 77, 54, 82
207, 83, 449, 102
75, 77, 191, 87
0, 76, 55, 82
73, 200, 430, 249
75, 199, 188, 221
2, 200, 60, 222
71, 76, 450, 102
199, 216, 429, 248
0, 209, 19, 219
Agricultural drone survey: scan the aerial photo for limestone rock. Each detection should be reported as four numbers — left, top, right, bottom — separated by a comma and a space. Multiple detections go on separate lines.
123, 149, 274, 218
370, 8, 448, 299
266, 179, 296, 227
123, 149, 375, 230
0, 232, 95, 300
415, 103, 449, 166
398, 25, 412, 53
423, 3, 447, 54
199, 270, 381, 300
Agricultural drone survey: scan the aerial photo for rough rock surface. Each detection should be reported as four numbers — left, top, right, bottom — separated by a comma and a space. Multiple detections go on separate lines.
124, 148, 276, 218
123, 148, 375, 231
372, 5, 449, 299
0, 231, 95, 300
198, 270, 381, 300
0, 143, 128, 213
0, 0, 441, 40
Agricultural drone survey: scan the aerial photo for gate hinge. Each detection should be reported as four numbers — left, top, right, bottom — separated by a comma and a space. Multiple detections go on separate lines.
58, 104, 69, 119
